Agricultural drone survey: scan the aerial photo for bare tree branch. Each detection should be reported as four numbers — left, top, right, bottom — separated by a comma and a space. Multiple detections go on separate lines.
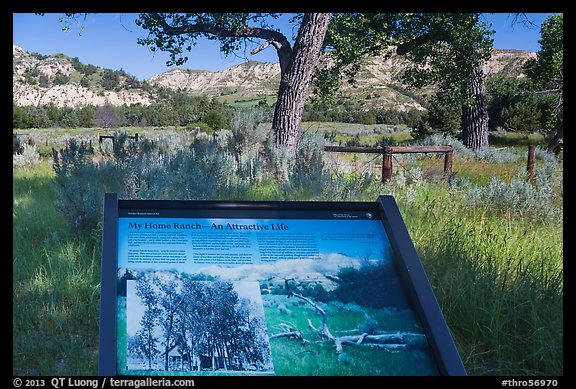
251, 39, 284, 54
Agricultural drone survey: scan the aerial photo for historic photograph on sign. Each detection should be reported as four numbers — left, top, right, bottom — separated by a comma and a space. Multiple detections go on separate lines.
124, 278, 274, 374
116, 217, 441, 375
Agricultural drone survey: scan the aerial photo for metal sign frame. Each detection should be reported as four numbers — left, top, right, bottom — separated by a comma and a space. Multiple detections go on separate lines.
98, 193, 466, 376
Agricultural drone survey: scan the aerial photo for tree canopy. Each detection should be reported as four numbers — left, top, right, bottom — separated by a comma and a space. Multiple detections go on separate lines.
321, 13, 495, 149
136, 13, 330, 151
523, 14, 563, 153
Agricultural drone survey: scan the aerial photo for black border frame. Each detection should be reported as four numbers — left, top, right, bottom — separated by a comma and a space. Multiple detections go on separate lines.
98, 193, 466, 376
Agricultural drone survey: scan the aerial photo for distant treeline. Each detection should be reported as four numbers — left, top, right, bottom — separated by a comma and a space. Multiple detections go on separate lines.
12, 97, 425, 131
302, 107, 424, 128
13, 90, 230, 130
21, 53, 148, 92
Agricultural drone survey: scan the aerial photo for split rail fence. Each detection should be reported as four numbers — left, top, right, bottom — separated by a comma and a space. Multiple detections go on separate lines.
324, 145, 454, 183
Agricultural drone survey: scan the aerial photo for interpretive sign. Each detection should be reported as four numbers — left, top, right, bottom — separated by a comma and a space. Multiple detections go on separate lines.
99, 193, 466, 376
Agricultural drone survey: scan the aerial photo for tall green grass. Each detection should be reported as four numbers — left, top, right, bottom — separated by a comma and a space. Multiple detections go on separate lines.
13, 160, 101, 375
394, 185, 563, 375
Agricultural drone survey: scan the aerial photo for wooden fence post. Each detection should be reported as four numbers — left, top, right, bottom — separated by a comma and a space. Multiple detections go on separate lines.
527, 145, 535, 178
443, 147, 453, 179
382, 146, 393, 182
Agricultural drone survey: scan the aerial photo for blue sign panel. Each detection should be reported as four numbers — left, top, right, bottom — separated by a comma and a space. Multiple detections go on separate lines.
99, 194, 466, 376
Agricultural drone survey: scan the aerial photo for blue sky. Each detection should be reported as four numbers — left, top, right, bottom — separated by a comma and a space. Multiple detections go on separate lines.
13, 13, 557, 81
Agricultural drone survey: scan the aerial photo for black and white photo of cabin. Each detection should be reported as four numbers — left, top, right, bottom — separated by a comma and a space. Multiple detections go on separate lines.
126, 276, 274, 374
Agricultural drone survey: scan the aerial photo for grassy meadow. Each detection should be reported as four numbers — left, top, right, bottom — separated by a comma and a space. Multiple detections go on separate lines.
12, 124, 562, 376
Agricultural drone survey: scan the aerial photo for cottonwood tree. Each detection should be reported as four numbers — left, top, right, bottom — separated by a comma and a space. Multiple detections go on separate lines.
522, 14, 563, 154
136, 13, 331, 151
131, 278, 161, 370
155, 278, 184, 371
321, 13, 494, 150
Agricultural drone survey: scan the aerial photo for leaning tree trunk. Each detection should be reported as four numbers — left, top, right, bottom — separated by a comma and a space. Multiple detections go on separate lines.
272, 13, 331, 151
461, 65, 489, 150
546, 121, 563, 156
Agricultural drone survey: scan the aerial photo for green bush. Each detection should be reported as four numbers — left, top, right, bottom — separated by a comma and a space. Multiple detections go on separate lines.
202, 109, 227, 132
51, 138, 103, 233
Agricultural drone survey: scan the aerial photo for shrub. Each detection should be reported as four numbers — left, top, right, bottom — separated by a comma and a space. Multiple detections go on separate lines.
52, 138, 104, 234
13, 143, 41, 169
13, 135, 23, 155
454, 165, 562, 224
202, 110, 226, 132
228, 108, 268, 183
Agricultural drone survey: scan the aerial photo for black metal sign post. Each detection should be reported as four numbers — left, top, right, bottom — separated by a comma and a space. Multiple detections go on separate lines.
375, 196, 466, 375
98, 193, 118, 376
98, 193, 466, 376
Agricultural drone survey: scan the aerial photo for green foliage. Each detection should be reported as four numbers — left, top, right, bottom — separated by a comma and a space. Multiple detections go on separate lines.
454, 163, 562, 224
52, 71, 69, 85
51, 139, 104, 233
322, 13, 493, 111
487, 74, 542, 132
13, 92, 229, 130
310, 66, 344, 109
303, 104, 425, 128
323, 13, 399, 81
330, 262, 410, 309
100, 69, 120, 90
13, 143, 41, 169
13, 134, 23, 154
523, 14, 563, 91
418, 92, 461, 138
71, 56, 99, 76
13, 160, 101, 375
522, 14, 563, 137
202, 109, 226, 132
188, 121, 212, 133
135, 13, 284, 67
398, 14, 493, 92
399, 187, 562, 375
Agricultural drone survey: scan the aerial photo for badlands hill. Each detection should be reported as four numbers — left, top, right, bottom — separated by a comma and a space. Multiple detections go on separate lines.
13, 43, 536, 111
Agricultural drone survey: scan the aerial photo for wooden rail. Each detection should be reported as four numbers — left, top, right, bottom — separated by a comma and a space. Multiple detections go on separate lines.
98, 133, 139, 143
324, 145, 453, 182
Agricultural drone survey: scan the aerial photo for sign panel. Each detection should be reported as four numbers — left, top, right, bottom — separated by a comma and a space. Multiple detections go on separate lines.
99, 194, 466, 376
